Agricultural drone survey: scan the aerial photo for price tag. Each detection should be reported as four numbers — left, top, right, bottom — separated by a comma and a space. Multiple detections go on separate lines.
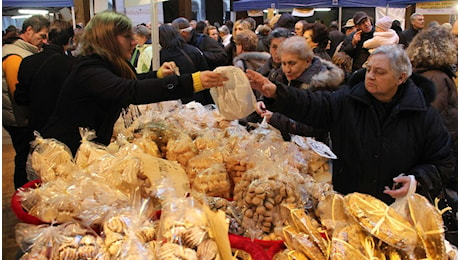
291, 135, 337, 159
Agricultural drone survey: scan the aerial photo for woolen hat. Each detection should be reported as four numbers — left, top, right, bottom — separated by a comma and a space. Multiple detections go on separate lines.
376, 16, 393, 30
343, 18, 355, 28
353, 11, 369, 25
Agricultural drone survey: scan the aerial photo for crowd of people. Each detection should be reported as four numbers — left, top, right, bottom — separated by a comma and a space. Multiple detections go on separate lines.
2, 8, 458, 245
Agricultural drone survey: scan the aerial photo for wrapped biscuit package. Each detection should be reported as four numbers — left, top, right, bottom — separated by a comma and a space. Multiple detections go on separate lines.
210, 66, 257, 120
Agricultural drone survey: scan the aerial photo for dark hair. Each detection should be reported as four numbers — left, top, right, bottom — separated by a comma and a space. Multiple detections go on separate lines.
196, 21, 207, 34
274, 13, 296, 30
159, 24, 185, 50
268, 27, 292, 44
391, 20, 402, 33
48, 20, 74, 45
225, 20, 233, 32
304, 22, 329, 49
21, 15, 50, 34
330, 21, 339, 30
6, 25, 18, 34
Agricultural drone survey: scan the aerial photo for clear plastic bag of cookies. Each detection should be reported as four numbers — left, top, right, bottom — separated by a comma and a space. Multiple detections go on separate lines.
29, 131, 77, 183
16, 221, 107, 260
191, 163, 231, 198
74, 128, 111, 169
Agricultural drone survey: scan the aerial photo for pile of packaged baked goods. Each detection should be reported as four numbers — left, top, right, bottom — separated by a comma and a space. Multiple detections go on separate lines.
13, 101, 457, 259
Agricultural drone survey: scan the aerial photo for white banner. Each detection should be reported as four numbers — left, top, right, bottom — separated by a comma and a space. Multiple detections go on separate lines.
416, 1, 457, 15
125, 0, 150, 7
376, 7, 406, 29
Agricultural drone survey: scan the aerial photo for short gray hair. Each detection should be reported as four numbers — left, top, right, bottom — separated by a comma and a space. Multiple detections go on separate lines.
410, 13, 423, 22
277, 36, 313, 61
369, 45, 412, 78
218, 25, 230, 35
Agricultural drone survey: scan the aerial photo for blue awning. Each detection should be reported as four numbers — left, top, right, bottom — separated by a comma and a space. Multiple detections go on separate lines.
3, 0, 73, 7
233, 0, 451, 10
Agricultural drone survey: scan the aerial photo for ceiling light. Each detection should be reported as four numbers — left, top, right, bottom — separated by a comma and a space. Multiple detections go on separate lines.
12, 15, 33, 19
18, 9, 49, 15
315, 8, 331, 11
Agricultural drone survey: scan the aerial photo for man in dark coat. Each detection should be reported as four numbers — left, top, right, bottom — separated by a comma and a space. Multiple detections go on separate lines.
172, 17, 228, 105
340, 11, 375, 72
399, 13, 425, 48
172, 17, 227, 70
247, 44, 455, 205
15, 20, 75, 133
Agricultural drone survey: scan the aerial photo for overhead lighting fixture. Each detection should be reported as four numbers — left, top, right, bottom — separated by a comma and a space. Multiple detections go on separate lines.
12, 15, 33, 19
18, 9, 49, 15
315, 8, 331, 11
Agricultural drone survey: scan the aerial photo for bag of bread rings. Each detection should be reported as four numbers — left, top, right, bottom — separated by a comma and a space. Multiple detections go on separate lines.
210, 66, 257, 120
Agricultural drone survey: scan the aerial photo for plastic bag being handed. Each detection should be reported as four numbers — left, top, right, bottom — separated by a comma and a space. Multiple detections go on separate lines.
390, 174, 416, 219
210, 66, 257, 120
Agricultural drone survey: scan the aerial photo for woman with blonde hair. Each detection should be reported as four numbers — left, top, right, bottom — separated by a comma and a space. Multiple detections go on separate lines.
225, 19, 252, 65
41, 11, 226, 155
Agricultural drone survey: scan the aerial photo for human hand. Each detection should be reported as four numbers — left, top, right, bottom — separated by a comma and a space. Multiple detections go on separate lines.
261, 109, 273, 122
246, 70, 277, 98
255, 101, 266, 114
352, 30, 362, 46
159, 61, 178, 77
383, 175, 415, 199
200, 71, 228, 89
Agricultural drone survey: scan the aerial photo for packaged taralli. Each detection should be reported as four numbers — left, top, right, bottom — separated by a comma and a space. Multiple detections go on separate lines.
210, 66, 257, 120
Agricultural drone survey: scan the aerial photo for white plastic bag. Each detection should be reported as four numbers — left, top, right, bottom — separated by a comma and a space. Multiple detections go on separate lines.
210, 66, 257, 120
390, 174, 417, 218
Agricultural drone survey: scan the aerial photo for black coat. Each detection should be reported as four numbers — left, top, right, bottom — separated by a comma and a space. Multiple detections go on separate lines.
188, 31, 227, 70
399, 26, 420, 49
266, 57, 344, 142
41, 54, 196, 155
341, 29, 374, 72
264, 69, 455, 204
15, 44, 75, 133
161, 43, 212, 105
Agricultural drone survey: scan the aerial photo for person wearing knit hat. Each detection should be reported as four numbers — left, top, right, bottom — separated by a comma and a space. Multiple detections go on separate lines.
363, 16, 399, 53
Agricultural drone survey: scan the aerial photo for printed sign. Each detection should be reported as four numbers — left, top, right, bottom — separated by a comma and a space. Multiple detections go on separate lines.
416, 1, 457, 15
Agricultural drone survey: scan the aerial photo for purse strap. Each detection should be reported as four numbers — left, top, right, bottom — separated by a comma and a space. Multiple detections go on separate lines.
178, 48, 195, 68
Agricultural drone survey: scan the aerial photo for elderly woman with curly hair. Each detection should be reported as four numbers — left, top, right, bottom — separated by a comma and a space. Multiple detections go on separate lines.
406, 26, 457, 153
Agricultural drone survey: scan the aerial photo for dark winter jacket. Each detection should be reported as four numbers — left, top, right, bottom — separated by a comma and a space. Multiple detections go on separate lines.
399, 26, 421, 49
188, 30, 227, 70
265, 57, 344, 142
341, 29, 375, 72
161, 43, 211, 105
15, 44, 75, 132
41, 54, 196, 155
414, 67, 457, 153
264, 68, 456, 204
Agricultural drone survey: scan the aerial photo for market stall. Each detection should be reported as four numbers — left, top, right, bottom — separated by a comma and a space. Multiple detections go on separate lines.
11, 98, 457, 259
